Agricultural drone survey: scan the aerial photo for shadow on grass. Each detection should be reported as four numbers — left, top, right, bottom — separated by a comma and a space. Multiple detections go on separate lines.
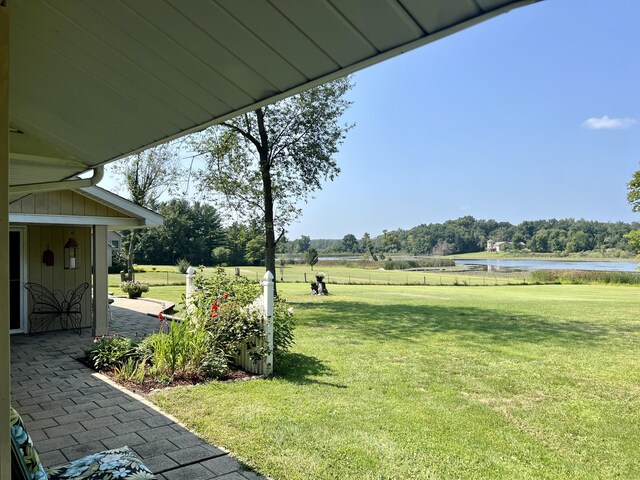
274, 352, 346, 388
296, 300, 614, 346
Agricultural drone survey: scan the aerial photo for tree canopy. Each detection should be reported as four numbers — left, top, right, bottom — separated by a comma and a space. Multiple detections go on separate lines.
191, 77, 354, 283
134, 199, 224, 265
111, 143, 182, 209
111, 143, 183, 271
627, 169, 640, 213
283, 217, 639, 257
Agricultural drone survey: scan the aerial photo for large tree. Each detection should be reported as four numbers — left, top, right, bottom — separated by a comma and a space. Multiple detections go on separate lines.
111, 143, 183, 272
135, 200, 225, 265
627, 169, 640, 255
192, 77, 354, 285
342, 233, 358, 253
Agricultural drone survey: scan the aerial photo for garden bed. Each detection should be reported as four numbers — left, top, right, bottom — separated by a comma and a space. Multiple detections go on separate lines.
87, 267, 295, 392
80, 356, 258, 394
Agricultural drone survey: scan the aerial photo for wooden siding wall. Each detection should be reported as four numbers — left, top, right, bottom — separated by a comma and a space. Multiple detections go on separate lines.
10, 190, 126, 217
26, 225, 92, 330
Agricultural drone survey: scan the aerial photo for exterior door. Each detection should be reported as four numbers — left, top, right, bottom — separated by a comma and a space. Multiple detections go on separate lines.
9, 229, 25, 333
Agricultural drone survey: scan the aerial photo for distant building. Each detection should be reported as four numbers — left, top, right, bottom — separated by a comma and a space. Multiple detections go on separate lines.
107, 231, 123, 267
487, 240, 512, 252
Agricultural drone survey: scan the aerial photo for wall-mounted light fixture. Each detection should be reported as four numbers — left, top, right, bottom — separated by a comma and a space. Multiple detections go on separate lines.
64, 234, 79, 269
42, 245, 54, 266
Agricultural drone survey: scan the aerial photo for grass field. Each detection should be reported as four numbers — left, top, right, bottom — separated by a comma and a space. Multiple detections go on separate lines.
149, 283, 640, 479
110, 264, 530, 289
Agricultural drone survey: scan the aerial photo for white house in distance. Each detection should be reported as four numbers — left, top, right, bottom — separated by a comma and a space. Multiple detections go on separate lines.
487, 240, 526, 252
487, 240, 513, 252
107, 231, 123, 268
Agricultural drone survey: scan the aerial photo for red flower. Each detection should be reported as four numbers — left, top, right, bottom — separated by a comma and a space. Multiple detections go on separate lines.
158, 312, 164, 320
210, 301, 219, 318
224, 292, 230, 299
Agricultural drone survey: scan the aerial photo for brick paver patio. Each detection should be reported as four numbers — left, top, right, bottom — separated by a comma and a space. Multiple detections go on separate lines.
10, 297, 265, 480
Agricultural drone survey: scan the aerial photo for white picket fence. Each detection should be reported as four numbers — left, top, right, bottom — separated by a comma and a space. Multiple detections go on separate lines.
186, 268, 274, 376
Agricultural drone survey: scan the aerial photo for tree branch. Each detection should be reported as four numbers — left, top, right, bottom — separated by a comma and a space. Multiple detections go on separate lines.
221, 121, 262, 150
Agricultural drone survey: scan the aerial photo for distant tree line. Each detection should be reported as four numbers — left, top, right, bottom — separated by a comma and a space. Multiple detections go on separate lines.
119, 199, 267, 267
118, 210, 640, 269
280, 216, 640, 257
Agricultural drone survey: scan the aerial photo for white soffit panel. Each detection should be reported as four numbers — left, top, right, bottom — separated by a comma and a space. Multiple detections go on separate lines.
8, 0, 541, 186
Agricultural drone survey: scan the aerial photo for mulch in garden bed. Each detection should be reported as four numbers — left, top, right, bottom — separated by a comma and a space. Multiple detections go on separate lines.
77, 357, 259, 394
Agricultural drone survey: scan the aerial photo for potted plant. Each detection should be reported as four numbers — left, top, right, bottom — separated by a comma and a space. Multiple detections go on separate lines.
120, 281, 149, 299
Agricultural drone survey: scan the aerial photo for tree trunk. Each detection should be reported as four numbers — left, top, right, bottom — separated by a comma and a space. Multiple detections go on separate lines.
256, 109, 278, 295
127, 229, 136, 281
261, 160, 277, 295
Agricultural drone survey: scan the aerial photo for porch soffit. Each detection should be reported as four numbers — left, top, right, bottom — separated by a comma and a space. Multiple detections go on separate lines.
8, 0, 541, 187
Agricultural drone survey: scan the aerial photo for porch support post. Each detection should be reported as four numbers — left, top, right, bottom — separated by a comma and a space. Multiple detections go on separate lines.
0, 4, 11, 477
92, 225, 109, 336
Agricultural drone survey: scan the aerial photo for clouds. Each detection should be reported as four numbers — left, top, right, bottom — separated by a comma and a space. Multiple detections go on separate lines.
582, 115, 637, 130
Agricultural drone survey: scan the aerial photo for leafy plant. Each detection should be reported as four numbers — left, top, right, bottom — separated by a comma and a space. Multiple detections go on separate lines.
85, 336, 139, 371
176, 258, 190, 274
113, 358, 146, 384
202, 350, 231, 379
189, 267, 295, 368
147, 318, 213, 379
273, 298, 295, 358
120, 281, 150, 298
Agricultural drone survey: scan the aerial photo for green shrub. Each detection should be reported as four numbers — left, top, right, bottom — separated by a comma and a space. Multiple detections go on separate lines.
176, 258, 190, 274
85, 336, 139, 371
273, 298, 295, 357
190, 267, 296, 365
202, 350, 231, 379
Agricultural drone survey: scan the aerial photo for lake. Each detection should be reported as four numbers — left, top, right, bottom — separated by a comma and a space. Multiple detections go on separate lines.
453, 259, 640, 272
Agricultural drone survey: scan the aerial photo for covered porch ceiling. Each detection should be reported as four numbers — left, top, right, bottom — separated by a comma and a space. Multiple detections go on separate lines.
9, 0, 541, 191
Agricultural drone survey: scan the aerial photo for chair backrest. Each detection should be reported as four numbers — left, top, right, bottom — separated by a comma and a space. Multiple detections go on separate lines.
10, 406, 48, 480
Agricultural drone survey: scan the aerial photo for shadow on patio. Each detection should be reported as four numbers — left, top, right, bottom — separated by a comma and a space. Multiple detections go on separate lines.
10, 297, 265, 480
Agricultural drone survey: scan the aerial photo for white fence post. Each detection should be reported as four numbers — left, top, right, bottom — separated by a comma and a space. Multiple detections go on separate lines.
262, 271, 274, 375
185, 266, 196, 312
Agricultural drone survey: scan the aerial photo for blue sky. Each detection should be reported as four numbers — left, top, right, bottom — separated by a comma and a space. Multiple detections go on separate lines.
102, 0, 640, 240
286, 0, 640, 239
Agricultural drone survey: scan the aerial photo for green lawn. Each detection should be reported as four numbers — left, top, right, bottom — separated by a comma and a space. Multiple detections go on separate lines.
149, 283, 640, 479
112, 264, 528, 288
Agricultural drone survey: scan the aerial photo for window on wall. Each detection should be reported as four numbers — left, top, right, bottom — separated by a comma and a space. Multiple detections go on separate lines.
112, 240, 120, 250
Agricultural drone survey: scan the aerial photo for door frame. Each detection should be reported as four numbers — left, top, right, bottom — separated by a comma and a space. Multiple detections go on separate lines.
10, 226, 27, 334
